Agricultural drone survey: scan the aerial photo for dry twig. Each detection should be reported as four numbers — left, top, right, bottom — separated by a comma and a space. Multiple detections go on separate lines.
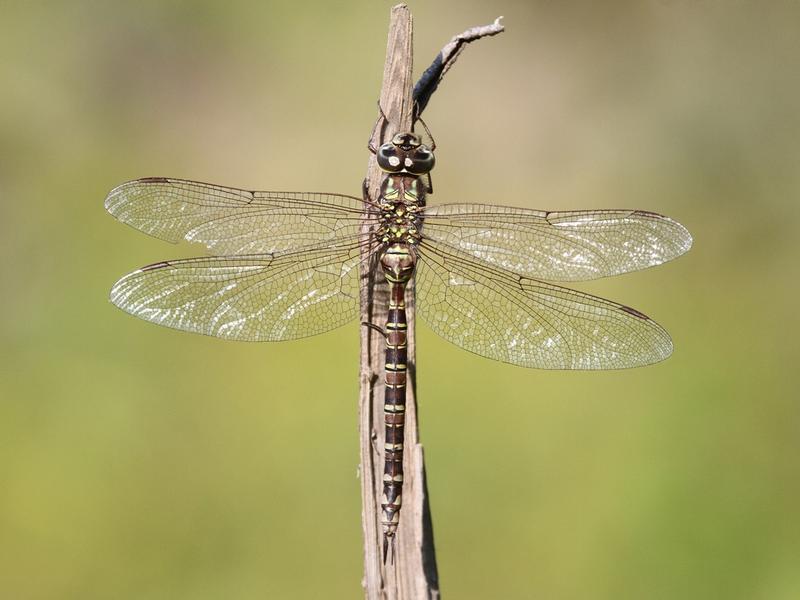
358, 7, 503, 598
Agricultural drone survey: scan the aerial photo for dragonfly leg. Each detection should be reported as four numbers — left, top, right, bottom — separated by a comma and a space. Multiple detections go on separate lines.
367, 101, 389, 153
362, 178, 371, 202
416, 115, 436, 151
370, 428, 380, 459
361, 321, 386, 337
361, 179, 383, 212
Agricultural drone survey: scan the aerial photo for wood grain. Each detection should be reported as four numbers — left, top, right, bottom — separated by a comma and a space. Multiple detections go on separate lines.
359, 6, 504, 598
359, 6, 440, 599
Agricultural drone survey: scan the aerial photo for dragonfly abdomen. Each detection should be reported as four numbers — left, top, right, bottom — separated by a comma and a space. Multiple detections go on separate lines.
379, 242, 415, 554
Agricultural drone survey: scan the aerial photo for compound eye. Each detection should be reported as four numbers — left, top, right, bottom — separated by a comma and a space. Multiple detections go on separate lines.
407, 147, 435, 174
377, 143, 403, 172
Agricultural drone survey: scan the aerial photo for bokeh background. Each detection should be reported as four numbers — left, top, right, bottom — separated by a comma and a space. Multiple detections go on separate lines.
2, 1, 799, 598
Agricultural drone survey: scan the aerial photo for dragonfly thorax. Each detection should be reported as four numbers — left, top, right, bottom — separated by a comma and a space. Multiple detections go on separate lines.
377, 175, 424, 245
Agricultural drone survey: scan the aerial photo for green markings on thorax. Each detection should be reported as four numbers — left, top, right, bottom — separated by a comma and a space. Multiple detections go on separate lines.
378, 175, 424, 245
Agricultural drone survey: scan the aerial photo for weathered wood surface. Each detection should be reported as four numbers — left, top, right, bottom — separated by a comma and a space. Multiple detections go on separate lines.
358, 6, 504, 599
360, 7, 438, 599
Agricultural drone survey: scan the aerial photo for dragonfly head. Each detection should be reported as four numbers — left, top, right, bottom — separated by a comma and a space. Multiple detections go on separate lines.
377, 132, 435, 175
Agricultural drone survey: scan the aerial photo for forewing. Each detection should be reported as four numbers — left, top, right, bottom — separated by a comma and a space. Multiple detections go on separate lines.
105, 177, 371, 255
110, 243, 362, 341
416, 243, 673, 369
422, 204, 692, 281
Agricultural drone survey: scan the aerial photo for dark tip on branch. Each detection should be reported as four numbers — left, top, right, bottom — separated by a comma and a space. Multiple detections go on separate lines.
413, 16, 506, 118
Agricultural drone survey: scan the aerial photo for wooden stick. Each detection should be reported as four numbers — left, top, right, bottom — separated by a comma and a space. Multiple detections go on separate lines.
359, 6, 504, 598
360, 7, 436, 599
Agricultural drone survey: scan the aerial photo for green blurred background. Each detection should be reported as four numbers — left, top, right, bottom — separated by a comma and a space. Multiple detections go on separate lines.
2, 1, 798, 598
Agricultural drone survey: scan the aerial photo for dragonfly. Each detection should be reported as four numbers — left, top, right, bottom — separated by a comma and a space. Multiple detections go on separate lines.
106, 130, 692, 557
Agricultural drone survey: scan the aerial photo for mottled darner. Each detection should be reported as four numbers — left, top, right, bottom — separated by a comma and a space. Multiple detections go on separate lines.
106, 130, 692, 556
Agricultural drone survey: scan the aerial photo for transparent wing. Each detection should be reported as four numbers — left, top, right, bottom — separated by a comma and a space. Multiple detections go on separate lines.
422, 204, 692, 282
416, 241, 673, 369
105, 177, 374, 255
109, 241, 364, 341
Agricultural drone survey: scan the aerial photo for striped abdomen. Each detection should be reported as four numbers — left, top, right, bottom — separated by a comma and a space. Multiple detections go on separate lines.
379, 242, 416, 556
